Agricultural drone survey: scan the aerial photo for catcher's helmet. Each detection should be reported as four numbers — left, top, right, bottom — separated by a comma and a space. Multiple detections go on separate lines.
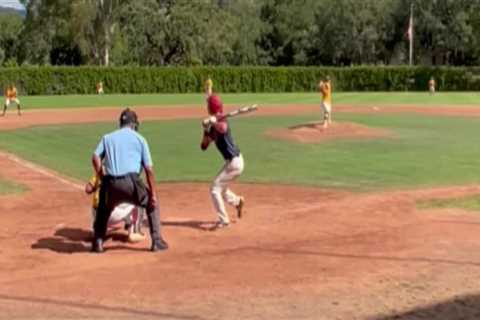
207, 95, 223, 115
119, 108, 139, 131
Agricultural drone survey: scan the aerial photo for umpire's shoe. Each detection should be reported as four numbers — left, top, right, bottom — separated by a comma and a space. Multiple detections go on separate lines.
151, 238, 169, 252
91, 238, 104, 253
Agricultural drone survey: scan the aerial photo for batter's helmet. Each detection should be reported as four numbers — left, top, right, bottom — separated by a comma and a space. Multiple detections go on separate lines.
207, 95, 223, 115
120, 108, 139, 131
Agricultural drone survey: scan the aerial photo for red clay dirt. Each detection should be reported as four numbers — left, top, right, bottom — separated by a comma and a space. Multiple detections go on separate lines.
266, 121, 392, 143
2, 103, 480, 131
2, 105, 480, 319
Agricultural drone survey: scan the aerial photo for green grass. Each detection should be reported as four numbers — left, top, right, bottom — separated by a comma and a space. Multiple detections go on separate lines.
18, 92, 480, 110
0, 177, 26, 195
1, 112, 480, 191
417, 195, 480, 212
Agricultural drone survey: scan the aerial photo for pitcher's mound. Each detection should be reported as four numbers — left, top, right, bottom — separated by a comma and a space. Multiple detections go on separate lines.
266, 121, 392, 143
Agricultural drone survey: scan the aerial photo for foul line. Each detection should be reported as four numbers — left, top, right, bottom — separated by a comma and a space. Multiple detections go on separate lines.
1, 152, 83, 191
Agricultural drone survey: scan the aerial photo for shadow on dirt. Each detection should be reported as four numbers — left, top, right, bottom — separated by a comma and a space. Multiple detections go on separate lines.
369, 293, 480, 320
0, 293, 205, 320
31, 227, 144, 254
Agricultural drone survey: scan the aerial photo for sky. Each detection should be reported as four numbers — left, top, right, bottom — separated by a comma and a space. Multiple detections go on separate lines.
0, 0, 25, 10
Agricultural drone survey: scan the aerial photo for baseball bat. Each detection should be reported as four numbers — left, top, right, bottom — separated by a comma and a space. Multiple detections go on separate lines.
202, 105, 258, 128
219, 104, 258, 120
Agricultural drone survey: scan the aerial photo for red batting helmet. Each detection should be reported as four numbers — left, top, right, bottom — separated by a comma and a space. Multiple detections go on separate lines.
207, 95, 223, 114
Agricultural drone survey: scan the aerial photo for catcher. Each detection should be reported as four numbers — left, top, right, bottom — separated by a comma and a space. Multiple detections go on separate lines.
318, 76, 332, 129
85, 173, 145, 243
200, 83, 245, 229
2, 84, 21, 116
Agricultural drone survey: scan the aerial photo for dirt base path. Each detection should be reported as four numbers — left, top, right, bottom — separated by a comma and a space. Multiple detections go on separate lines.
1, 104, 480, 131
2, 104, 480, 319
2, 150, 480, 319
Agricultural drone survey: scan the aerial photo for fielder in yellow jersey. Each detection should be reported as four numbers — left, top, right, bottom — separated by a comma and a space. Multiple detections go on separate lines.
428, 77, 436, 95
205, 77, 213, 98
2, 84, 21, 116
318, 76, 332, 129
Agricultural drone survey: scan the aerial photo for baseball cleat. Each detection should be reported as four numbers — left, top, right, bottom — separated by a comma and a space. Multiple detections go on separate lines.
208, 221, 230, 231
236, 197, 245, 219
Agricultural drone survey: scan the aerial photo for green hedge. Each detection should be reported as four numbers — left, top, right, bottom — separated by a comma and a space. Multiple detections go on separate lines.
0, 66, 480, 95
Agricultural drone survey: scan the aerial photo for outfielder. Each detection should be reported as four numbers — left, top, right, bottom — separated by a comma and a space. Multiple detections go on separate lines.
3, 84, 21, 116
96, 81, 104, 95
318, 76, 332, 129
201, 89, 245, 229
428, 77, 436, 95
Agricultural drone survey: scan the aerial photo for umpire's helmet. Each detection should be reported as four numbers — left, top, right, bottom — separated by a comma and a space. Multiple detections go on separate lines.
119, 108, 139, 131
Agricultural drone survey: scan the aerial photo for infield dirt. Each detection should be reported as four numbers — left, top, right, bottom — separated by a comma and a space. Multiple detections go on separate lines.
1, 105, 480, 319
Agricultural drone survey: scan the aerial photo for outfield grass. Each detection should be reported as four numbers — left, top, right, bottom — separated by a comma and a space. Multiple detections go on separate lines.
1, 112, 480, 191
0, 178, 26, 195
17, 92, 480, 110
417, 195, 480, 212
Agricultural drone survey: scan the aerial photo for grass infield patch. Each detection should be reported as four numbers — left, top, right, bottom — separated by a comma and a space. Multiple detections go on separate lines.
18, 92, 480, 110
417, 195, 480, 212
1, 112, 480, 191
0, 178, 27, 195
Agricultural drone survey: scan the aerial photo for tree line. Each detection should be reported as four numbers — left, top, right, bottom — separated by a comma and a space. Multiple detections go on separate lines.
1, 0, 480, 67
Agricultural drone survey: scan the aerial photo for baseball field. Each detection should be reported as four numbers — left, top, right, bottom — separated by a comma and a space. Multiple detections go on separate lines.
2, 92, 480, 319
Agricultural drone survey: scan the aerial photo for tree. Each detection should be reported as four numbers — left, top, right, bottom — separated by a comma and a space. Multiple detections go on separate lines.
72, 0, 123, 66
391, 0, 480, 65
259, 0, 319, 65
18, 0, 82, 65
224, 0, 267, 65
118, 0, 240, 65
94, 0, 122, 66
309, 0, 395, 65
0, 13, 23, 65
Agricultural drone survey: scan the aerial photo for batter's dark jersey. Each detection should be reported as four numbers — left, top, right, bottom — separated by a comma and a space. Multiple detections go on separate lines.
208, 121, 240, 160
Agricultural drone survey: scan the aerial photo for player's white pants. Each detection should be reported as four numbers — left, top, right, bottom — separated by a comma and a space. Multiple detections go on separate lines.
211, 154, 244, 224
91, 203, 141, 231
5, 98, 20, 106
321, 101, 331, 120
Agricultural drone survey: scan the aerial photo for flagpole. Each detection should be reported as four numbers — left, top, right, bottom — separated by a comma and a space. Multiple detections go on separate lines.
409, 3, 414, 66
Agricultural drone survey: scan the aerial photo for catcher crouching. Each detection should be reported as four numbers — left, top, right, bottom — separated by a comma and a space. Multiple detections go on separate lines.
201, 95, 245, 229
85, 173, 145, 243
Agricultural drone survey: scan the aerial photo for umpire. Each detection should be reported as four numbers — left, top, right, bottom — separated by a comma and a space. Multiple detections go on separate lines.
91, 108, 168, 253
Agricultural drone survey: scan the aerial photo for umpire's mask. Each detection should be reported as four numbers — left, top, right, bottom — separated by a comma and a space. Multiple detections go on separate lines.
119, 108, 140, 131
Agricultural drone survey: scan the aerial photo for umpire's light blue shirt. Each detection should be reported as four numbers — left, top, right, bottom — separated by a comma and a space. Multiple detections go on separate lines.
94, 127, 153, 177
